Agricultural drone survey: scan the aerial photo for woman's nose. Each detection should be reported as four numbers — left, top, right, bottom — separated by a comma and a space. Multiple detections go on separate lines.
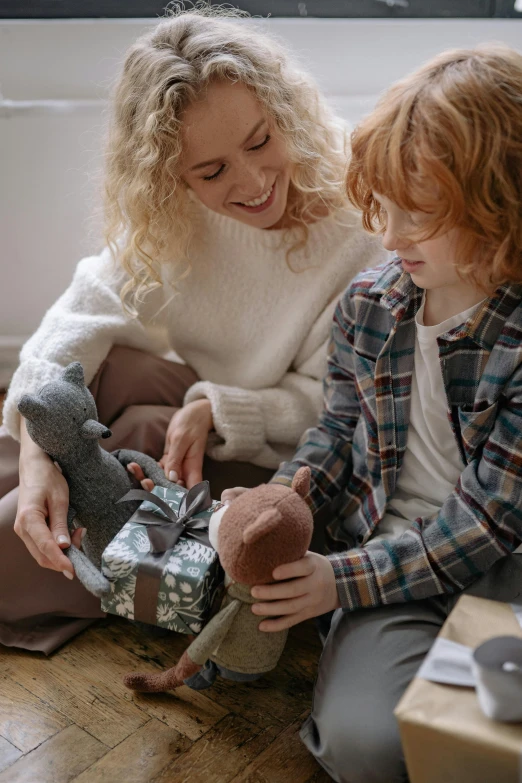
235, 163, 266, 199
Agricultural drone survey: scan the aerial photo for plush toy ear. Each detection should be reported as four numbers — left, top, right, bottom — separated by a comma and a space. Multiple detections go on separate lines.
80, 420, 112, 440
243, 507, 282, 545
18, 394, 45, 422
62, 362, 85, 388
291, 466, 311, 499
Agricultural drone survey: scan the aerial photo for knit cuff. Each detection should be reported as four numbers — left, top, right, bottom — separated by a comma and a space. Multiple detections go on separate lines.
3, 359, 66, 441
184, 381, 266, 462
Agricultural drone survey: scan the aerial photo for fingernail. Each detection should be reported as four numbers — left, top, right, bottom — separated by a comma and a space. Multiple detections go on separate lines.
127, 465, 135, 475
62, 570, 73, 580
57, 535, 70, 546
80, 528, 87, 541
169, 470, 178, 482
224, 500, 231, 506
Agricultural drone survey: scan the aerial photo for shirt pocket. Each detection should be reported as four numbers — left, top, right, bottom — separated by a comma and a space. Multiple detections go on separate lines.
456, 401, 499, 462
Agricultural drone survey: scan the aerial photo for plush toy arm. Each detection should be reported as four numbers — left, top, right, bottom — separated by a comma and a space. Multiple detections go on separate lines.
123, 598, 242, 693
112, 449, 177, 489
64, 506, 110, 598
65, 545, 111, 598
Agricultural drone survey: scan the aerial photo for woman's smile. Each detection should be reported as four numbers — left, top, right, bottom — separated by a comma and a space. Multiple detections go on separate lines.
233, 180, 277, 214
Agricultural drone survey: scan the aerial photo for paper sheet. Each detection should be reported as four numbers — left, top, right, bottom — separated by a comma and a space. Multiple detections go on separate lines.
511, 604, 522, 630
416, 637, 476, 687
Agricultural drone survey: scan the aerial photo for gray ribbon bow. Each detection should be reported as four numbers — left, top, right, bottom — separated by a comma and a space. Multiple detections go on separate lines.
118, 481, 214, 552
117, 481, 216, 625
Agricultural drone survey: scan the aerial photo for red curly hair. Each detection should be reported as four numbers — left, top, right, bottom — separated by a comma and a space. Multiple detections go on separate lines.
346, 43, 522, 291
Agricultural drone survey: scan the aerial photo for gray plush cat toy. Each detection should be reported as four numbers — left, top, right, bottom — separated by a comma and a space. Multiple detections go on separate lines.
18, 362, 177, 598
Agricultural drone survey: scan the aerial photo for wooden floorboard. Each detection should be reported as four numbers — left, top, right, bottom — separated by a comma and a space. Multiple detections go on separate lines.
0, 619, 330, 782
0, 388, 331, 781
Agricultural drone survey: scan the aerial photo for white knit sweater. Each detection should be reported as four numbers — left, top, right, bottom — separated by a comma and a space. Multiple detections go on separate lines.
4, 202, 386, 468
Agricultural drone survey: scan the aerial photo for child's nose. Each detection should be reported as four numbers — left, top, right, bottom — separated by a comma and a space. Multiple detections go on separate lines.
382, 225, 411, 253
382, 225, 399, 252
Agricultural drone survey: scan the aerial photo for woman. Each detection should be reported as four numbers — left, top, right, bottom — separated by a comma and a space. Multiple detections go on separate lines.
0, 5, 385, 653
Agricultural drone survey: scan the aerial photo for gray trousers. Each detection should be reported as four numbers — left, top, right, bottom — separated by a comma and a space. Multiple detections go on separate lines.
302, 553, 522, 783
0, 346, 273, 654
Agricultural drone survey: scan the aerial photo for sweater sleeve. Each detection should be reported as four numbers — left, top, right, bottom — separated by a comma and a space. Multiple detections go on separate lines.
183, 296, 338, 470
3, 247, 169, 440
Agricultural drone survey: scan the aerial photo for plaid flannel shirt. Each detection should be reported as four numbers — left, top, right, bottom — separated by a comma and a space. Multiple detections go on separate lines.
273, 259, 522, 611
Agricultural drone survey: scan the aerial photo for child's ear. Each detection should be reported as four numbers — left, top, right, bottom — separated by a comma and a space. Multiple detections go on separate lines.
18, 394, 45, 422
243, 508, 282, 545
62, 362, 85, 388
291, 466, 311, 498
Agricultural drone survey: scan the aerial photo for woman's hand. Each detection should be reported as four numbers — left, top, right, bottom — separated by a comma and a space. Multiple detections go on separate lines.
251, 551, 340, 632
128, 399, 213, 491
160, 399, 213, 488
15, 420, 80, 577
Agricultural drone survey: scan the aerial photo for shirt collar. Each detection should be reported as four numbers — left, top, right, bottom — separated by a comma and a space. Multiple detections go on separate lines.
458, 283, 522, 350
373, 259, 522, 348
371, 258, 418, 318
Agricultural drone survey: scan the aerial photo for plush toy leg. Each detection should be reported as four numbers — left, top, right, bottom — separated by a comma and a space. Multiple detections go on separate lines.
123, 650, 202, 692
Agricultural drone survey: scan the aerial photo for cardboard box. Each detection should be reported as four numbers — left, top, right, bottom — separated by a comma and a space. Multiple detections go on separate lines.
395, 595, 522, 783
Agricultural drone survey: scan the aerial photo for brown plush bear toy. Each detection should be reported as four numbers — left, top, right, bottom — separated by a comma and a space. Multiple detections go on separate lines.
123, 467, 313, 693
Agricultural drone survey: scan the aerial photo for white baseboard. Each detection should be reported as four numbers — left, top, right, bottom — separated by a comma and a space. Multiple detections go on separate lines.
0, 337, 26, 389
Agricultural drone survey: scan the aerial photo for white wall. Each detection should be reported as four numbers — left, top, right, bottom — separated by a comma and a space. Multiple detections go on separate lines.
1, 18, 522, 385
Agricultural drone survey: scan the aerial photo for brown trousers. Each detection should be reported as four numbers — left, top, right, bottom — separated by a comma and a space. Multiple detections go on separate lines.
0, 347, 273, 654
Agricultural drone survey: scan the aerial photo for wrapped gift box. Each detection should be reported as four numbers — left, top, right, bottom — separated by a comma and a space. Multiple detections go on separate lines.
395, 595, 522, 783
101, 482, 223, 634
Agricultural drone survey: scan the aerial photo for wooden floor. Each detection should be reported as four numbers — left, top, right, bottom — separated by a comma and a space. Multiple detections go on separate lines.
0, 617, 330, 782
0, 390, 331, 783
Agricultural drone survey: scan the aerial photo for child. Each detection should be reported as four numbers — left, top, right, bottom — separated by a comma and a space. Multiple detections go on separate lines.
239, 44, 522, 782
0, 5, 384, 654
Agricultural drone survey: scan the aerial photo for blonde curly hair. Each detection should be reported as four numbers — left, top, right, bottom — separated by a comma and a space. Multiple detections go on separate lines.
104, 2, 349, 311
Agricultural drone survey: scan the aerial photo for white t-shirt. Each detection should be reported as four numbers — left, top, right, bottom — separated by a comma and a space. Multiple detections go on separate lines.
372, 296, 485, 542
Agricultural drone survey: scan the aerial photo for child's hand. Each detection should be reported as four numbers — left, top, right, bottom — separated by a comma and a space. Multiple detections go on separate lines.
251, 551, 340, 632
